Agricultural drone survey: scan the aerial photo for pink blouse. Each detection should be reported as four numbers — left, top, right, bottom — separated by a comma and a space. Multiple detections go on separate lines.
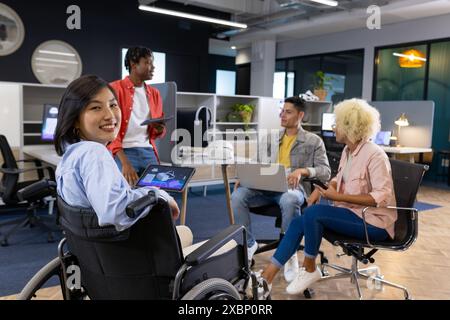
331, 141, 397, 239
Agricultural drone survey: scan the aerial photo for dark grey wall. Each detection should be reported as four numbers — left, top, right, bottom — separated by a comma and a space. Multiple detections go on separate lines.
0, 0, 233, 92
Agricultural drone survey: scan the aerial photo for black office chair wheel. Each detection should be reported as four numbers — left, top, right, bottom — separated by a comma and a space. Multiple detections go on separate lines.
303, 288, 314, 299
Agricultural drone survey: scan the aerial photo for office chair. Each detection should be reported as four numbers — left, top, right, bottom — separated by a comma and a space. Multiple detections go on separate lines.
326, 151, 341, 177
0, 134, 56, 246
319, 159, 428, 299
18, 186, 264, 300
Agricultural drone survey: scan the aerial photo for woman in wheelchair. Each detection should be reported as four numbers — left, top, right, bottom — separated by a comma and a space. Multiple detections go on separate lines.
258, 99, 397, 296
53, 74, 180, 229
19, 75, 256, 300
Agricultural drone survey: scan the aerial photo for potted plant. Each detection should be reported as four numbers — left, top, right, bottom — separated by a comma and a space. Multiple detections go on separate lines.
228, 103, 255, 130
313, 71, 334, 101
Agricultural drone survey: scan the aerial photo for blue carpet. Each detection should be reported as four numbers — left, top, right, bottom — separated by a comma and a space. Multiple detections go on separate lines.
415, 202, 441, 211
0, 186, 442, 297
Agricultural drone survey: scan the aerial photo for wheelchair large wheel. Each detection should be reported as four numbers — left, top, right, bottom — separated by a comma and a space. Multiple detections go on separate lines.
181, 278, 241, 300
17, 257, 63, 300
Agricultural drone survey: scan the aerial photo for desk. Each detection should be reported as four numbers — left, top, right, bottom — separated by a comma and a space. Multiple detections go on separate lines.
381, 146, 432, 163
22, 145, 60, 167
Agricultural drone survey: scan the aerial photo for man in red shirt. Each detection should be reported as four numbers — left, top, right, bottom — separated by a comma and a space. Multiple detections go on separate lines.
108, 47, 166, 185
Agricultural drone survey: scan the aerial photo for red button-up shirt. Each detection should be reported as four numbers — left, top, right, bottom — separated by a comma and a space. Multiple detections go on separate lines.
107, 76, 166, 162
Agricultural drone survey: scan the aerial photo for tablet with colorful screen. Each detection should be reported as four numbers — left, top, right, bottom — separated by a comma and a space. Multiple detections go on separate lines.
135, 165, 195, 192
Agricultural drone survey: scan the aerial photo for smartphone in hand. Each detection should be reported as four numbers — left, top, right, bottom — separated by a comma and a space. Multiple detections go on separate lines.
304, 178, 328, 190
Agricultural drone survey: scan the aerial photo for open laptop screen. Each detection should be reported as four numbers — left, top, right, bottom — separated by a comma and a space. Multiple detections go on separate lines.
373, 131, 392, 146
135, 165, 195, 192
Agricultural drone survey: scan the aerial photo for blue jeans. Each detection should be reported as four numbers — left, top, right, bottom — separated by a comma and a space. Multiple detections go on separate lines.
114, 147, 158, 175
271, 204, 389, 268
231, 187, 305, 247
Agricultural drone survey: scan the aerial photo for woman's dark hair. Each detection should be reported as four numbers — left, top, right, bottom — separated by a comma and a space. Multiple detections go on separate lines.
124, 46, 153, 72
284, 96, 306, 113
54, 75, 117, 156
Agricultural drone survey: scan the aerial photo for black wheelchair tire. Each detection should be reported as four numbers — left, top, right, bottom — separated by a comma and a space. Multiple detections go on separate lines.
16, 257, 63, 300
181, 278, 241, 300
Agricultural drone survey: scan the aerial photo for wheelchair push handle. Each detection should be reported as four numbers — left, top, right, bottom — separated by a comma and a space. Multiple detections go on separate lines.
17, 178, 57, 202
126, 190, 158, 218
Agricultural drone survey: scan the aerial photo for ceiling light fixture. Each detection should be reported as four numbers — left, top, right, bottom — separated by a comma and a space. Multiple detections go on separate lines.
139, 5, 247, 29
393, 49, 427, 68
393, 52, 427, 62
310, 0, 339, 7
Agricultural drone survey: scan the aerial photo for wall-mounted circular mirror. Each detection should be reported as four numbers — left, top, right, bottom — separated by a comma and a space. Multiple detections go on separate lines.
0, 3, 25, 56
31, 40, 82, 85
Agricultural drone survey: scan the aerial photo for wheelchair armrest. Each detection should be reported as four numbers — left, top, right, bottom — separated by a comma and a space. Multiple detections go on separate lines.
125, 190, 158, 218
361, 205, 418, 248
184, 224, 246, 266
17, 179, 57, 202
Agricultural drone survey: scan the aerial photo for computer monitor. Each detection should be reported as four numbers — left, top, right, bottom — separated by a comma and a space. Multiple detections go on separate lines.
320, 112, 344, 152
41, 104, 59, 142
321, 113, 335, 132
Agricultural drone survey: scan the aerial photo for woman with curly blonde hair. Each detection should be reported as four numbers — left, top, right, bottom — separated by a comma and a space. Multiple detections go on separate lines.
254, 99, 397, 296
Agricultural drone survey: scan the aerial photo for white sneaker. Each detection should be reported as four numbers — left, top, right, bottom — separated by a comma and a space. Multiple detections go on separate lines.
283, 253, 299, 283
286, 267, 322, 295
247, 241, 258, 265
305, 90, 319, 101
299, 90, 319, 102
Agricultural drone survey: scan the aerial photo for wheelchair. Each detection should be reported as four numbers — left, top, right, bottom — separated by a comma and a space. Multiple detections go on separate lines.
16, 179, 270, 300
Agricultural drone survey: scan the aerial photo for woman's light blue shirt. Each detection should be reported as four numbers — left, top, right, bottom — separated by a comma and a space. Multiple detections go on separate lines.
56, 141, 171, 231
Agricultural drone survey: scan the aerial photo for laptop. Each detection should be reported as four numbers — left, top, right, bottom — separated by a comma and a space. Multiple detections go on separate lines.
135, 164, 196, 193
236, 163, 288, 193
373, 131, 392, 146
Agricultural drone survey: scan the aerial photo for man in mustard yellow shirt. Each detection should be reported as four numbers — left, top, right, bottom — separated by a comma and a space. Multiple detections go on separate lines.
232, 96, 331, 282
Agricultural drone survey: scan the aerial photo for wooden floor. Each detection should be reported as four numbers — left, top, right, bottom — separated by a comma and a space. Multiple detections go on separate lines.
2, 185, 450, 300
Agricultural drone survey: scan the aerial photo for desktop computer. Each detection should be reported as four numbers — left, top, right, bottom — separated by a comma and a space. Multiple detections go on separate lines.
321, 113, 344, 153
41, 104, 58, 142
